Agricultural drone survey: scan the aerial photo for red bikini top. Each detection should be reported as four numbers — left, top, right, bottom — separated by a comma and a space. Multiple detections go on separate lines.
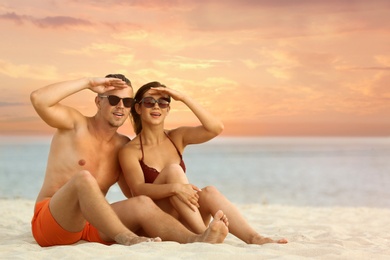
139, 132, 186, 183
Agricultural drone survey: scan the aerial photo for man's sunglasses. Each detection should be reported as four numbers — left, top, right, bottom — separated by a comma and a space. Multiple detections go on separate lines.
138, 97, 170, 109
99, 95, 134, 108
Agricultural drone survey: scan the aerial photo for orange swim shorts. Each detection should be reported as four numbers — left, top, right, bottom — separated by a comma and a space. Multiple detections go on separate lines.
31, 198, 114, 247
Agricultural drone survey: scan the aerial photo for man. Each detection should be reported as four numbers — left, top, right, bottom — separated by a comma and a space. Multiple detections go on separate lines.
30, 74, 228, 247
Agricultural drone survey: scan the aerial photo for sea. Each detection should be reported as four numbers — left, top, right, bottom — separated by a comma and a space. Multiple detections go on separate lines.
1, 136, 390, 208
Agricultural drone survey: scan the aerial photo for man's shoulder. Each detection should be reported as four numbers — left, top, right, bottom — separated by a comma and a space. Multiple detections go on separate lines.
120, 135, 139, 151
116, 132, 131, 146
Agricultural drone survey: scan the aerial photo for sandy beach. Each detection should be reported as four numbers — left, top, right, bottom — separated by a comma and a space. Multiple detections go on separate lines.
1, 199, 389, 259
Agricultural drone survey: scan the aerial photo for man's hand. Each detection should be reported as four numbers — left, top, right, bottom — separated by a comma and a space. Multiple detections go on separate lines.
88, 77, 129, 94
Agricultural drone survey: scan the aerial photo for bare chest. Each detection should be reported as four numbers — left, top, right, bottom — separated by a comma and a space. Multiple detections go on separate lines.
76, 141, 120, 181
47, 136, 122, 192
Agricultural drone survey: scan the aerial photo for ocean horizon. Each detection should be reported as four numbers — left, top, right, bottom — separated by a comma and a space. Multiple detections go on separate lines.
1, 135, 389, 208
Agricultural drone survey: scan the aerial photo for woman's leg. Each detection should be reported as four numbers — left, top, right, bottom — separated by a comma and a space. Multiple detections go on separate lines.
198, 186, 288, 245
111, 195, 229, 244
154, 164, 208, 234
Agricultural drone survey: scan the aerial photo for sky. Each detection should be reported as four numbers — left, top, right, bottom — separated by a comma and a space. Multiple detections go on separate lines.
0, 0, 390, 137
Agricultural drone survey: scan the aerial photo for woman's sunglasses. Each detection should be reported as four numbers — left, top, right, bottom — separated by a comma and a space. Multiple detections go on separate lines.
99, 95, 134, 108
138, 97, 170, 109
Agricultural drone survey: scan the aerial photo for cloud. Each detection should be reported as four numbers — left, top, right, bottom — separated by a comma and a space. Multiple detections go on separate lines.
340, 66, 390, 71
0, 101, 25, 107
61, 43, 131, 56
111, 28, 149, 41
241, 59, 260, 70
257, 48, 300, 80
0, 12, 93, 29
154, 55, 229, 70
0, 12, 25, 25
134, 68, 167, 81
112, 54, 135, 66
375, 55, 390, 66
0, 59, 59, 80
0, 115, 38, 123
68, 0, 189, 9
32, 15, 93, 29
60, 43, 138, 67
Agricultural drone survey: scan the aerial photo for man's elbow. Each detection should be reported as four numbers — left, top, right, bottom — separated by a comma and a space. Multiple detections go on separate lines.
30, 90, 41, 108
216, 121, 224, 135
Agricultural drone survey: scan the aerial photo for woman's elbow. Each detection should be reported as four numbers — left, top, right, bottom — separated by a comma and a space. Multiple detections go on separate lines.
131, 186, 143, 196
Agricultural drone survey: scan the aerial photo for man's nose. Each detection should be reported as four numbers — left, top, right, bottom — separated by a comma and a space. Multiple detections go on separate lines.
116, 99, 125, 107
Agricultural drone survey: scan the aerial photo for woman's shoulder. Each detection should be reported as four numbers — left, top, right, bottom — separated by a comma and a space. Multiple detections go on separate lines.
166, 127, 186, 137
119, 138, 143, 163
165, 128, 187, 151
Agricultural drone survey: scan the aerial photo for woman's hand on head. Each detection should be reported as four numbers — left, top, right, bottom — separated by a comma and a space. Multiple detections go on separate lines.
149, 87, 185, 102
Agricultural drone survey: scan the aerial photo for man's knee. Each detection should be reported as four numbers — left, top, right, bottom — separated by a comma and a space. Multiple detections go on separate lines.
131, 195, 155, 207
73, 170, 98, 190
126, 195, 159, 217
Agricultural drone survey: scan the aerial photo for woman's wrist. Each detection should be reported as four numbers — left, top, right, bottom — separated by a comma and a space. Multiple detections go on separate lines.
171, 183, 180, 196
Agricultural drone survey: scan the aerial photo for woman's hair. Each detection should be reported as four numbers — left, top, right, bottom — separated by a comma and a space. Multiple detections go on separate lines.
131, 81, 167, 135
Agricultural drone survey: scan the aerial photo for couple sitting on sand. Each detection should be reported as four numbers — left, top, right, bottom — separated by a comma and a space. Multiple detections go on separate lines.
30, 74, 288, 247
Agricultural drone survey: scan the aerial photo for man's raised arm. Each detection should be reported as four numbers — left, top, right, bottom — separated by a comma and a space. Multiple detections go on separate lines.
30, 77, 127, 130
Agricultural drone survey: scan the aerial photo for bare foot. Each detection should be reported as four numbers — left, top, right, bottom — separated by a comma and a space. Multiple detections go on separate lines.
220, 212, 229, 227
251, 234, 288, 245
115, 232, 162, 245
276, 238, 288, 244
192, 210, 228, 244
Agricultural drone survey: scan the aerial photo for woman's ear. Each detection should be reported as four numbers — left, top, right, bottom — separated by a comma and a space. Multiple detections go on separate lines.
135, 103, 141, 115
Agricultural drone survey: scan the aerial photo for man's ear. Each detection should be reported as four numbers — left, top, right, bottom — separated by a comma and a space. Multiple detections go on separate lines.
95, 96, 101, 109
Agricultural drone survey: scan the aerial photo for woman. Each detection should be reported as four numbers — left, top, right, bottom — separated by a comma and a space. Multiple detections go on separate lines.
119, 81, 287, 245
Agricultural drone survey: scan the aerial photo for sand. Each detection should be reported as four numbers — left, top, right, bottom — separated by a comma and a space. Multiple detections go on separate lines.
0, 199, 389, 260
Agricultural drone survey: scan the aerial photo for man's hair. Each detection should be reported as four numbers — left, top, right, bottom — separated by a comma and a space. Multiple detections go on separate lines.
105, 74, 132, 88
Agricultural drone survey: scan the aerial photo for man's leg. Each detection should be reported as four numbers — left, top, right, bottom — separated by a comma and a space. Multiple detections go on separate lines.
49, 170, 158, 245
111, 195, 229, 244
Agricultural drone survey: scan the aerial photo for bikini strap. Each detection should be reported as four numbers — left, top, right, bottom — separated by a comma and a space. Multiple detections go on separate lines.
164, 132, 183, 159
139, 133, 145, 160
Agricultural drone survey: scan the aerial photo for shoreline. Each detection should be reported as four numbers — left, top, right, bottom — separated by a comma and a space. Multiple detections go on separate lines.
1, 199, 389, 259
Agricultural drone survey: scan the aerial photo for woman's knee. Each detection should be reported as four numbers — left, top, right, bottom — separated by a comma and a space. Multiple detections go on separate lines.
200, 186, 220, 199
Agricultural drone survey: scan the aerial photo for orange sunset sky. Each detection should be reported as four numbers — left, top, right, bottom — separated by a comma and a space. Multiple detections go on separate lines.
1, 0, 390, 137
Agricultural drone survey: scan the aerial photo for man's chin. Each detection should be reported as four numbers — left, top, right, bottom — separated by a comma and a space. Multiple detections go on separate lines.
109, 120, 126, 128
